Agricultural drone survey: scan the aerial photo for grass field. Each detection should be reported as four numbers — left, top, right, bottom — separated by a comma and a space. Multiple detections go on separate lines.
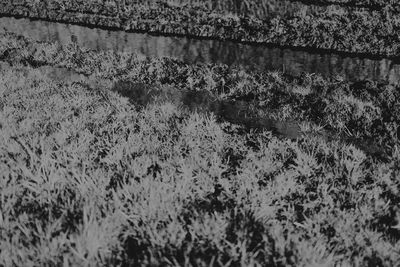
17, 0, 400, 14
1, 0, 400, 264
128, 0, 400, 14
1, 30, 400, 266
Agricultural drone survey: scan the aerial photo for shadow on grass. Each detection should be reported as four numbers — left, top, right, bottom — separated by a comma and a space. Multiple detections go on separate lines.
119, 183, 279, 266
111, 80, 303, 140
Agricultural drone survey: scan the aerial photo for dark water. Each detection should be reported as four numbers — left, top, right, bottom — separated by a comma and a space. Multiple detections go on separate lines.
1, 16, 399, 83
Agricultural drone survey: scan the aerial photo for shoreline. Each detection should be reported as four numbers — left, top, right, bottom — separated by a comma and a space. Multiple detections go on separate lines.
1, 1, 400, 58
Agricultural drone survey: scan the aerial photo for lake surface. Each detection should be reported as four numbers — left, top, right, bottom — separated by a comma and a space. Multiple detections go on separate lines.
1, 16, 399, 83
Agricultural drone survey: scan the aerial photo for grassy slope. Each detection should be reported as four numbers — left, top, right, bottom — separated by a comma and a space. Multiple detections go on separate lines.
1, 60, 400, 266
0, 31, 400, 266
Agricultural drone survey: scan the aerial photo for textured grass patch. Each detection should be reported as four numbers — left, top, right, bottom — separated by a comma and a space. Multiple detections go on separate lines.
3, 0, 400, 56
1, 32, 399, 157
1, 63, 400, 266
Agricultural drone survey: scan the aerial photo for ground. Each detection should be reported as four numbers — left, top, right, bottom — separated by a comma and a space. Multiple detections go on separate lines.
1, 1, 400, 266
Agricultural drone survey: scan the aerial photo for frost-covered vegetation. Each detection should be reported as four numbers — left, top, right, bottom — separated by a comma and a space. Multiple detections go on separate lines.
1, 0, 400, 264
1, 30, 400, 266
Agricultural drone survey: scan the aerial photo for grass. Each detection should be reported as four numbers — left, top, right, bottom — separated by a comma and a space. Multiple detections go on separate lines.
1, 61, 400, 266
1, 25, 400, 266
4, 0, 400, 57
1, 32, 399, 156
29, 0, 400, 16
117, 0, 400, 13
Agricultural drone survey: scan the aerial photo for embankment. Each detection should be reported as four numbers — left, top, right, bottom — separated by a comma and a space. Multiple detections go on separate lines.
1, 0, 400, 58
